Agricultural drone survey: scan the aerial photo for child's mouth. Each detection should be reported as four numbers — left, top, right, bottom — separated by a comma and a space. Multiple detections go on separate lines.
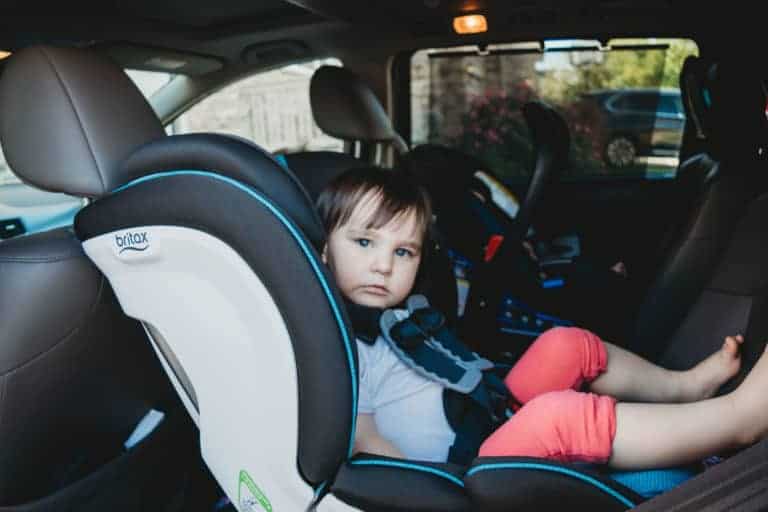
361, 285, 388, 296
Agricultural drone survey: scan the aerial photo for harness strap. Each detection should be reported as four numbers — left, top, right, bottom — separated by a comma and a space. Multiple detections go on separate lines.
379, 295, 513, 464
381, 309, 484, 393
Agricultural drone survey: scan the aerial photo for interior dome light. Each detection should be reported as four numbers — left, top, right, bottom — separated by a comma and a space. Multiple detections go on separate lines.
453, 14, 487, 35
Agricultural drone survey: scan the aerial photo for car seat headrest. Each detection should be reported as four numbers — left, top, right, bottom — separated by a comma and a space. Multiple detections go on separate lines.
0, 45, 165, 198
679, 55, 713, 140
119, 133, 326, 249
521, 101, 570, 167
310, 65, 408, 153
702, 61, 768, 161
404, 144, 483, 207
282, 150, 363, 201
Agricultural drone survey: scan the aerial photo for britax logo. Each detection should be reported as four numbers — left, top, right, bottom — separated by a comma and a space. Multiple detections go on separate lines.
115, 231, 149, 254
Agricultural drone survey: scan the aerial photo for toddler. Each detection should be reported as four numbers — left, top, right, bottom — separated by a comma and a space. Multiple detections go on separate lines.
317, 166, 768, 470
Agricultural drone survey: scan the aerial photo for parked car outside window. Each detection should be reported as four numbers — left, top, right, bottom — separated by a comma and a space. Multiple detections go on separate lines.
576, 88, 684, 168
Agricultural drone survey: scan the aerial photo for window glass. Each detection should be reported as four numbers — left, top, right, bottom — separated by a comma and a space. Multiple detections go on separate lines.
658, 94, 682, 115
125, 69, 175, 99
172, 58, 344, 153
411, 38, 699, 182
621, 93, 659, 112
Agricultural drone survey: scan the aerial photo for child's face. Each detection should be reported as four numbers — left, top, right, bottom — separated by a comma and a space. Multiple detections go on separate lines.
323, 195, 423, 309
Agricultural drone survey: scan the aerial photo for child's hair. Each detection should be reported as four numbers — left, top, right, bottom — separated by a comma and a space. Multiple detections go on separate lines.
316, 166, 432, 241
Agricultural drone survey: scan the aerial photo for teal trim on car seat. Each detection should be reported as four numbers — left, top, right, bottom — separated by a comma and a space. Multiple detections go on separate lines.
467, 462, 636, 508
314, 480, 329, 499
609, 468, 694, 499
274, 153, 289, 169
350, 459, 465, 488
114, 170, 358, 458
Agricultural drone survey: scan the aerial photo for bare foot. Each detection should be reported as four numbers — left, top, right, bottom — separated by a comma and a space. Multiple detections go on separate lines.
610, 261, 628, 278
682, 335, 744, 401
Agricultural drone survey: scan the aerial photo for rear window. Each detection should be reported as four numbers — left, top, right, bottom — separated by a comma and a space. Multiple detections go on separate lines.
410, 38, 698, 182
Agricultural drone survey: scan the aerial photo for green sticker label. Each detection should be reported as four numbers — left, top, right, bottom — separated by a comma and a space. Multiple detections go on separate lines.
238, 470, 273, 512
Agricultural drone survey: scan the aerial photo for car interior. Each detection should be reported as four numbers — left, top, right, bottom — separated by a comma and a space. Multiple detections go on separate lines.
1, 2, 767, 511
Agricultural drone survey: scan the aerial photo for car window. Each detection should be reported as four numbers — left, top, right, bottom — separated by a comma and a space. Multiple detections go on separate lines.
658, 94, 683, 115
171, 58, 344, 154
0, 147, 17, 186
126, 69, 175, 99
410, 38, 698, 182
620, 92, 660, 112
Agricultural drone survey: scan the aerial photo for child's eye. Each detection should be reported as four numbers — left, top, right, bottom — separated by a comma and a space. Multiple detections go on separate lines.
395, 248, 414, 258
355, 238, 371, 248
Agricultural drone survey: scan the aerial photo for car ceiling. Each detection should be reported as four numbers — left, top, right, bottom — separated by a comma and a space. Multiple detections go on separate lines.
0, 0, 754, 62
0, 0, 760, 108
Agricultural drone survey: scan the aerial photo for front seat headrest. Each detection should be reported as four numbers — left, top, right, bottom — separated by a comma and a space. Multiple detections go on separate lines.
679, 55, 713, 141
0, 45, 165, 198
310, 65, 408, 153
704, 61, 768, 161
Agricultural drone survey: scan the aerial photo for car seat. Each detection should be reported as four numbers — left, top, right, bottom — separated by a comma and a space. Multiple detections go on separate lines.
0, 45, 195, 510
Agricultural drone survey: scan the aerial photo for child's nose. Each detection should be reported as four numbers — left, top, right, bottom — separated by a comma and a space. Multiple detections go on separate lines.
371, 251, 393, 274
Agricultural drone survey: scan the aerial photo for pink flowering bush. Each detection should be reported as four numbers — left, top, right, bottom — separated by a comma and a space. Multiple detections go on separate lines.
454, 85, 535, 181
449, 83, 608, 181
560, 98, 610, 176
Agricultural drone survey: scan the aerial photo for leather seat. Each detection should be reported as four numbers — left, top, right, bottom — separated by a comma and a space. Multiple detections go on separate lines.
0, 45, 191, 508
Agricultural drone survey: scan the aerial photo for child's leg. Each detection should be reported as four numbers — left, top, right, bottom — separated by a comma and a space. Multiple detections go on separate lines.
610, 344, 768, 469
482, 345, 768, 470
505, 327, 609, 404
590, 335, 743, 403
506, 327, 743, 404
479, 389, 617, 463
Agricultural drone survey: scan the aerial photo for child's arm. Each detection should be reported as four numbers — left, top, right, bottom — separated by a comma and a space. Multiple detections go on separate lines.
353, 413, 405, 459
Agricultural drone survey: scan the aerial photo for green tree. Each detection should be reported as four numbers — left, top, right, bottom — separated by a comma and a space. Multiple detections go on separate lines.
540, 39, 698, 104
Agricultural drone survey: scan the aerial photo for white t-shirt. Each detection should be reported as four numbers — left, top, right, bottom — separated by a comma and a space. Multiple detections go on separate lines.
357, 337, 456, 462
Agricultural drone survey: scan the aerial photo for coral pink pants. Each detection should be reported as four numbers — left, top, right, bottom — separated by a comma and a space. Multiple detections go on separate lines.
478, 327, 617, 463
